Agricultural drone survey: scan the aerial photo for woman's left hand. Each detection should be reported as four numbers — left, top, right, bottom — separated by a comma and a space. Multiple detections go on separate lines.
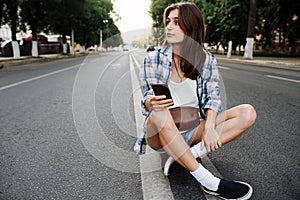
201, 109, 222, 153
201, 126, 222, 153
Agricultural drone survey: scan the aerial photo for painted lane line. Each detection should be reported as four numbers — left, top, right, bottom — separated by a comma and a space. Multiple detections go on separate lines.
218, 66, 231, 70
0, 64, 80, 91
129, 53, 174, 200
265, 75, 300, 84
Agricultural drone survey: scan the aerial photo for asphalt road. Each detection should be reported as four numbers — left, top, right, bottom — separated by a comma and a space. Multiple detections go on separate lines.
0, 53, 142, 200
0, 50, 299, 200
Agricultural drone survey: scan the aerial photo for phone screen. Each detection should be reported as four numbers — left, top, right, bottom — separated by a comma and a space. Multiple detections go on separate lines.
151, 84, 173, 100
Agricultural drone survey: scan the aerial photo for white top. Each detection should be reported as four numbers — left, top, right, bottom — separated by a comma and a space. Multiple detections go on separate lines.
168, 78, 199, 109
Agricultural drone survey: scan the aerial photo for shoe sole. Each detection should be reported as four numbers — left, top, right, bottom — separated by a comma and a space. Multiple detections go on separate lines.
163, 156, 175, 176
201, 181, 253, 200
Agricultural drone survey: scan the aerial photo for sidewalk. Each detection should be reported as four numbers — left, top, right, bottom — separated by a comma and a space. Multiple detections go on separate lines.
215, 54, 300, 70
0, 53, 87, 67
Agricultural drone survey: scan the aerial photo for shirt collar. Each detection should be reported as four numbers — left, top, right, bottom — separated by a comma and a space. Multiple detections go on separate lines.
159, 44, 173, 62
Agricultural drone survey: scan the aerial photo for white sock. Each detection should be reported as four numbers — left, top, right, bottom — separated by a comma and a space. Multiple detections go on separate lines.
190, 163, 220, 191
190, 142, 207, 158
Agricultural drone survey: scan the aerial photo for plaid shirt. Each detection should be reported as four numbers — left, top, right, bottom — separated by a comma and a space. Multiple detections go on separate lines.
139, 44, 222, 116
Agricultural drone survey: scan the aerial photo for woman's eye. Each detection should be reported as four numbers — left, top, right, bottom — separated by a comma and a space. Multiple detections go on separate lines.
174, 20, 178, 25
166, 19, 171, 25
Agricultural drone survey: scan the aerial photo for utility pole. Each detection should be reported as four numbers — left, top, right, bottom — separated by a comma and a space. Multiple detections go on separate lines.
244, 0, 257, 59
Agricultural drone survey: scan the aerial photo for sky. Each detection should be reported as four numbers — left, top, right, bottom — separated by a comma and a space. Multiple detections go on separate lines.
113, 0, 152, 33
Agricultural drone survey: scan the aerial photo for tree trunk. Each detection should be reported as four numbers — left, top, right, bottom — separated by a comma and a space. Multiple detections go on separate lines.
7, 1, 20, 59
80, 46, 85, 53
62, 34, 68, 54
32, 41, 39, 57
12, 41, 20, 59
31, 29, 39, 57
244, 0, 257, 59
227, 41, 232, 58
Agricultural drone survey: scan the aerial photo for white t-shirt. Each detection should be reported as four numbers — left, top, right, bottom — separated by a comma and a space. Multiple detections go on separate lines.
168, 78, 199, 109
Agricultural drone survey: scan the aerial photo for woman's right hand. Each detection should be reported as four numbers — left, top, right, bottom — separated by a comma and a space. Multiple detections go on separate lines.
145, 95, 174, 111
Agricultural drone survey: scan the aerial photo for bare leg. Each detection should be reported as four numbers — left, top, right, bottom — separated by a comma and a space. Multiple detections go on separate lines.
191, 104, 257, 147
146, 108, 199, 172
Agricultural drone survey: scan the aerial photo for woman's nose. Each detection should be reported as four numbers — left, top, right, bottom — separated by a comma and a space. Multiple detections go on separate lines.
167, 22, 174, 29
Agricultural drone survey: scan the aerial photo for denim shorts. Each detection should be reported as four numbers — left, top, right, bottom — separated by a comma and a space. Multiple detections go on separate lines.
139, 128, 197, 154
181, 128, 196, 146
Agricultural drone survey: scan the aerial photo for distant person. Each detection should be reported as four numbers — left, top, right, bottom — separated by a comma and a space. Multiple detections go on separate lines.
147, 45, 155, 52
137, 2, 256, 200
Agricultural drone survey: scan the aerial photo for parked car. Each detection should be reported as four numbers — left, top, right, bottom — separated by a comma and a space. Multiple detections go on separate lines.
22, 34, 48, 42
87, 46, 96, 51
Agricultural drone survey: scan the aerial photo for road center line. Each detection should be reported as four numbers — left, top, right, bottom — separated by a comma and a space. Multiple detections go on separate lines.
265, 75, 300, 83
0, 64, 80, 91
130, 53, 174, 200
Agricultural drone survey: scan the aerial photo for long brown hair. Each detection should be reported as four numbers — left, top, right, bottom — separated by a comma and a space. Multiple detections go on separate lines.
164, 2, 206, 80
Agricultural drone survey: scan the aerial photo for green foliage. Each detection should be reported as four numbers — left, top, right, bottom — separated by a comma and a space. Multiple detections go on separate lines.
19, 0, 48, 40
74, 0, 115, 46
2, 0, 20, 41
214, 0, 249, 48
1, 0, 122, 47
149, 0, 299, 53
255, 0, 300, 52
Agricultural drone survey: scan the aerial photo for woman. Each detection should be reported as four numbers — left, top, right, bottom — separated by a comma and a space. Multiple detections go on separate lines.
138, 2, 256, 200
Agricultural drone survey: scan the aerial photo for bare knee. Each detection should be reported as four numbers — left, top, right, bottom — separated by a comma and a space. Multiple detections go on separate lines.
146, 109, 179, 150
147, 109, 176, 134
239, 104, 257, 128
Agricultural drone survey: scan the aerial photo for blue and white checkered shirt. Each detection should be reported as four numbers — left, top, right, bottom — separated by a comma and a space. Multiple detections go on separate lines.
139, 44, 222, 116
135, 44, 223, 155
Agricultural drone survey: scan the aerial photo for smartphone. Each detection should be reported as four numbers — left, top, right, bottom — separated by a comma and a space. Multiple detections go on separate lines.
151, 84, 173, 100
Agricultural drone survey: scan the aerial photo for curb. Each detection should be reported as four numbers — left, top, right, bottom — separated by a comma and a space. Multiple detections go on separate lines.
215, 55, 300, 71
0, 53, 87, 68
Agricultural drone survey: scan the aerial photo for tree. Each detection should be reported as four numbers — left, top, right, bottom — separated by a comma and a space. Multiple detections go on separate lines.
277, 0, 300, 52
102, 22, 123, 48
213, 0, 249, 53
3, 0, 20, 58
20, 0, 48, 57
0, 0, 7, 27
148, 0, 299, 54
149, 0, 249, 52
202, 0, 219, 45
149, 0, 173, 46
74, 0, 117, 48
255, 0, 299, 53
244, 0, 256, 58
255, 0, 279, 51
45, 0, 85, 53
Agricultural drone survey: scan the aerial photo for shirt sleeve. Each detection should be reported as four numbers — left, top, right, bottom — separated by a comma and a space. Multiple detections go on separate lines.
201, 54, 223, 113
139, 53, 156, 116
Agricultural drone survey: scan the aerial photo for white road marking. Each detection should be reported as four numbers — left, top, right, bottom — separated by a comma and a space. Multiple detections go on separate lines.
130, 53, 174, 200
265, 75, 300, 83
0, 64, 80, 91
218, 66, 231, 70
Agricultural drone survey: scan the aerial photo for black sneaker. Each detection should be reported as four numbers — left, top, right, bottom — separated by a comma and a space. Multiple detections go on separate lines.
201, 179, 253, 200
